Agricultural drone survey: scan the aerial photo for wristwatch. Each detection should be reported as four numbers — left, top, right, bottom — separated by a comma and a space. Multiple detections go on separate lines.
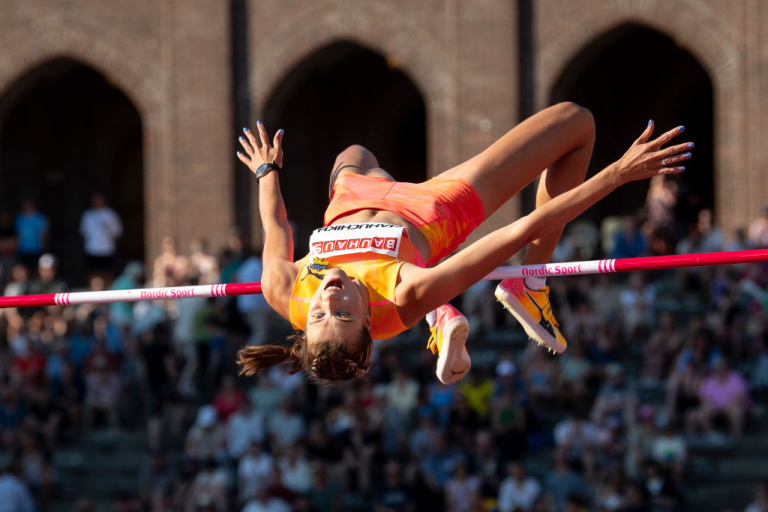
255, 161, 281, 182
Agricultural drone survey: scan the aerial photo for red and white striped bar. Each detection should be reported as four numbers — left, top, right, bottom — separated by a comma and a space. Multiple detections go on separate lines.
0, 282, 262, 309
0, 249, 765, 309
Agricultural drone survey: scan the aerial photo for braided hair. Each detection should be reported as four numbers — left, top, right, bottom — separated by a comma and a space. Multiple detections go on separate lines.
237, 328, 373, 384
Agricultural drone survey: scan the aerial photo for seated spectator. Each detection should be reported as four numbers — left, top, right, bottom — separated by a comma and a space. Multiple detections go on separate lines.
83, 352, 121, 431
522, 348, 561, 407
748, 205, 768, 248
618, 480, 649, 512
461, 280, 495, 334
592, 467, 625, 511
3, 264, 30, 299
589, 274, 623, 322
0, 385, 26, 448
19, 431, 57, 501
554, 410, 606, 477
188, 238, 219, 285
460, 370, 494, 421
227, 397, 265, 460
686, 357, 749, 441
28, 254, 67, 296
497, 461, 541, 512
409, 408, 438, 457
490, 389, 527, 460
618, 273, 655, 340
558, 344, 593, 408
447, 394, 479, 449
27, 386, 63, 449
382, 370, 419, 420
152, 236, 188, 288
238, 441, 274, 503
651, 421, 687, 481
186, 457, 229, 512
696, 209, 724, 253
545, 451, 585, 512
624, 405, 657, 480
444, 461, 481, 512
168, 456, 198, 512
644, 460, 683, 511
0, 456, 35, 512
138, 450, 176, 511
745, 483, 768, 512
611, 216, 648, 259
471, 430, 501, 494
213, 374, 245, 422
592, 364, 638, 431
186, 405, 226, 461
242, 485, 291, 512
277, 444, 312, 495
267, 398, 306, 449
248, 373, 283, 417
751, 338, 768, 401
640, 312, 683, 386
309, 465, 341, 512
421, 432, 459, 493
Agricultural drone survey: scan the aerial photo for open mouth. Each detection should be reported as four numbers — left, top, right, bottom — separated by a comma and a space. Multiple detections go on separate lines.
324, 278, 344, 291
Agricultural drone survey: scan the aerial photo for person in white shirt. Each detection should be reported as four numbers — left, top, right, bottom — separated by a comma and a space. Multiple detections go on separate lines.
497, 461, 541, 512
80, 192, 123, 277
0, 461, 35, 512
242, 486, 291, 512
227, 398, 266, 459
238, 441, 274, 503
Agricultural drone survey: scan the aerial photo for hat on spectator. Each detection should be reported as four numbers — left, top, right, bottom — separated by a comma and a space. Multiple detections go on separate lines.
496, 360, 517, 377
196, 405, 218, 428
39, 253, 58, 269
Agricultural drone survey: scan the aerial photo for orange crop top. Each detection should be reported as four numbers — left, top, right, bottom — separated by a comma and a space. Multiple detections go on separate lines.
289, 223, 423, 340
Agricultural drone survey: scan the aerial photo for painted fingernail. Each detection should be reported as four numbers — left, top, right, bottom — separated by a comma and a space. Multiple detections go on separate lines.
243, 127, 249, 132
237, 151, 242, 156
256, 120, 262, 125
278, 129, 284, 136
648, 120, 653, 127
688, 142, 695, 148
678, 126, 685, 131
239, 136, 244, 141
679, 167, 685, 171
684, 152, 691, 158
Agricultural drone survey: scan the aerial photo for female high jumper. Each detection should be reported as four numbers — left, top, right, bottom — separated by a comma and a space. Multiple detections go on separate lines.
235, 102, 693, 384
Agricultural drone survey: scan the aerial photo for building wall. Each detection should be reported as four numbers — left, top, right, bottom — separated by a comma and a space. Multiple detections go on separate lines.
0, 0, 764, 263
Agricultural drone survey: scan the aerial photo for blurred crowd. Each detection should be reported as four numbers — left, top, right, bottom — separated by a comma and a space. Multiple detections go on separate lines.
0, 177, 766, 512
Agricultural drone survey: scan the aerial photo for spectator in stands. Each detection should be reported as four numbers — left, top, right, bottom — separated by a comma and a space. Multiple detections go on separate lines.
278, 444, 312, 495
267, 397, 305, 450
618, 273, 655, 340
640, 311, 683, 386
28, 254, 67, 296
242, 485, 291, 512
3, 264, 30, 301
212, 374, 245, 422
592, 364, 638, 431
751, 338, 768, 402
173, 274, 205, 397
686, 357, 749, 442
444, 460, 480, 512
382, 369, 419, 420
0, 211, 16, 291
651, 421, 687, 482
248, 373, 282, 417
238, 441, 274, 504
695, 209, 724, 253
645, 175, 678, 240
471, 430, 501, 495
554, 410, 605, 478
152, 236, 188, 288
186, 405, 226, 462
611, 216, 648, 259
558, 343, 593, 408
236, 248, 270, 346
83, 353, 120, 431
226, 397, 265, 460
109, 261, 144, 329
186, 457, 229, 512
188, 238, 219, 285
79, 192, 123, 280
0, 455, 35, 512
545, 451, 585, 512
745, 483, 768, 512
373, 461, 413, 512
644, 460, 683, 511
0, 385, 25, 449
141, 324, 182, 450
308, 465, 341, 512
497, 461, 541, 512
138, 450, 176, 511
522, 348, 560, 408
748, 205, 768, 248
14, 199, 48, 270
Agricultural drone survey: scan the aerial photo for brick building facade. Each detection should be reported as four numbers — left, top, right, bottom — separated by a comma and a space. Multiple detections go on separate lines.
0, 0, 765, 266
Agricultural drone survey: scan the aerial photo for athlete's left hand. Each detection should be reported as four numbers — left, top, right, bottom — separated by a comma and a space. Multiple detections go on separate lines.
237, 121, 284, 172
612, 120, 693, 184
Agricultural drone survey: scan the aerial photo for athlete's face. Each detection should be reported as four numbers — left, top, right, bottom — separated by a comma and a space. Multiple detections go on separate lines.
306, 268, 371, 343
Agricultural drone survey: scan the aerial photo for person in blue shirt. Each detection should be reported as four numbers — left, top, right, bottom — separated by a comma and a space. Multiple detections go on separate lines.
14, 199, 49, 269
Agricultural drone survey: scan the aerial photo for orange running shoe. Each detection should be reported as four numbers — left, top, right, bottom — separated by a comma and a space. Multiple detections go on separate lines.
426, 304, 472, 385
495, 278, 567, 353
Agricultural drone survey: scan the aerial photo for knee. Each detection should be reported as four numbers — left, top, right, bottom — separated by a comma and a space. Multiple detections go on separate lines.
554, 101, 595, 139
334, 144, 379, 169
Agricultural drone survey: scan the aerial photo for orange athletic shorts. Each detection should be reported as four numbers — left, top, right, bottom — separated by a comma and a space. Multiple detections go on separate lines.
324, 174, 485, 267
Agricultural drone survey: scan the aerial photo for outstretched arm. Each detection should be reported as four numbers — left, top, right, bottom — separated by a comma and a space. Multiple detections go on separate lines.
238, 123, 298, 320
398, 123, 692, 321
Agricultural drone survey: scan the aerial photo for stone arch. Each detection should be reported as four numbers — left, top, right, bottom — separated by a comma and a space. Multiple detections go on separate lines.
250, 2, 453, 177
0, 15, 169, 261
536, 0, 743, 229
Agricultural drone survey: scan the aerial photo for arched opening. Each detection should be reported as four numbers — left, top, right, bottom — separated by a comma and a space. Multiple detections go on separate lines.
263, 41, 427, 252
0, 58, 143, 284
550, 24, 714, 226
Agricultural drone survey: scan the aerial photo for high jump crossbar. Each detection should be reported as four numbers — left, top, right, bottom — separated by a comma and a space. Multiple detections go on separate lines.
0, 248, 766, 309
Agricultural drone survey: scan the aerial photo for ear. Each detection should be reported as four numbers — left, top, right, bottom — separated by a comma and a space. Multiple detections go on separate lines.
363, 313, 372, 333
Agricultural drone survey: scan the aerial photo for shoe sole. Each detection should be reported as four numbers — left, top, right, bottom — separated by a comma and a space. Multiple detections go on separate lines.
495, 286, 566, 354
436, 317, 471, 385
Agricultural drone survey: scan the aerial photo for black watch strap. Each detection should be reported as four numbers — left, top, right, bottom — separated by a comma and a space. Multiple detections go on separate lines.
255, 161, 281, 182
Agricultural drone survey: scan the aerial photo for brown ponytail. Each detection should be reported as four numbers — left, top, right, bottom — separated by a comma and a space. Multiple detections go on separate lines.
236, 328, 373, 384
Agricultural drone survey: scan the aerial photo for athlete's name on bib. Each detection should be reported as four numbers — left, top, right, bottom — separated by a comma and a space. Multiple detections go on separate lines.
310, 223, 403, 258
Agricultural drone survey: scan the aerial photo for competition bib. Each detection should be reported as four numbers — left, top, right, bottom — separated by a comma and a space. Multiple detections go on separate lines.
310, 223, 404, 259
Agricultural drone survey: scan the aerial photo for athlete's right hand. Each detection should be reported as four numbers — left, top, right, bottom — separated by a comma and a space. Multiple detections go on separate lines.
612, 120, 693, 184
237, 121, 284, 172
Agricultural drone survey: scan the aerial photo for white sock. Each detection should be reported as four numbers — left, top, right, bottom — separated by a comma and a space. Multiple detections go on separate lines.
524, 276, 547, 290
426, 310, 437, 327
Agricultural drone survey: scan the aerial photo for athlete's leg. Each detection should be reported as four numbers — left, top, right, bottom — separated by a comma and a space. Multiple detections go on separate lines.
329, 145, 394, 197
440, 101, 595, 262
